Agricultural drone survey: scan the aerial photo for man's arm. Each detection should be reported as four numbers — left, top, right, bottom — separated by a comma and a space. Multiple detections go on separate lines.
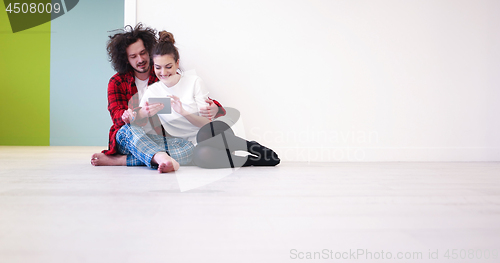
200, 98, 226, 120
107, 76, 129, 127
108, 75, 149, 126
211, 99, 226, 118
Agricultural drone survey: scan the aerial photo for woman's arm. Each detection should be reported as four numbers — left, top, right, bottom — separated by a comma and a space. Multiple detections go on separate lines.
134, 88, 165, 123
135, 102, 164, 121
170, 95, 210, 128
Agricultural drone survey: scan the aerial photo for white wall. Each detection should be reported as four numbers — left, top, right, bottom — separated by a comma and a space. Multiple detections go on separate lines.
136, 0, 500, 162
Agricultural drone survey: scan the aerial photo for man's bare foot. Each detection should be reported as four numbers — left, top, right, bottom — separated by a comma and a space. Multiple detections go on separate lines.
153, 152, 180, 173
91, 153, 127, 166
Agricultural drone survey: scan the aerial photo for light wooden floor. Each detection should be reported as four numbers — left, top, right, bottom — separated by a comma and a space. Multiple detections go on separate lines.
0, 146, 499, 263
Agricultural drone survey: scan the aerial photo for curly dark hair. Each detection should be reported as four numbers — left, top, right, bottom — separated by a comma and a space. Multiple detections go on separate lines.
106, 23, 157, 74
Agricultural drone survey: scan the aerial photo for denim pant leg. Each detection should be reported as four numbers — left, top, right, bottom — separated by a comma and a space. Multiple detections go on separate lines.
116, 124, 165, 169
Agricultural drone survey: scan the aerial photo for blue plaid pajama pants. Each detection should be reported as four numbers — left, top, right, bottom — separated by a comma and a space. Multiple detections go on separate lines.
116, 124, 194, 168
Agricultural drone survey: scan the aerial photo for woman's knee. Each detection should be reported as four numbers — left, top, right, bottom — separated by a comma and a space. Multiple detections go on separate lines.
197, 121, 234, 142
193, 146, 213, 168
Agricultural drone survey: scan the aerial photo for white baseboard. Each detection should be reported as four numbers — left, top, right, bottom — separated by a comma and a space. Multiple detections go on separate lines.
274, 147, 500, 162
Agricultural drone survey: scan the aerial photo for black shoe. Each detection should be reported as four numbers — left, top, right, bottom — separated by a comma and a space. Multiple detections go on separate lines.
247, 142, 280, 166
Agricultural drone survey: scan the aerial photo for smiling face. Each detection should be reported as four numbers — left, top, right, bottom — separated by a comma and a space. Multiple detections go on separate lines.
126, 39, 150, 77
153, 54, 180, 86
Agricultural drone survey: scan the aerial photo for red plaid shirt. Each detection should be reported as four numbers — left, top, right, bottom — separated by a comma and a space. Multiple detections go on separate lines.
102, 69, 226, 155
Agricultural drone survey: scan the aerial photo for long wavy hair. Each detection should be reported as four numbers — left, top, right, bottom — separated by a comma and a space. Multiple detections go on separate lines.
106, 23, 157, 74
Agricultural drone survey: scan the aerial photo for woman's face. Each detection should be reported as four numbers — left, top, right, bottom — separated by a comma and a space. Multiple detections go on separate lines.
153, 54, 179, 85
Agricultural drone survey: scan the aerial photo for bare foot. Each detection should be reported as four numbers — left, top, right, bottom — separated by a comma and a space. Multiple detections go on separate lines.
158, 162, 175, 173
91, 153, 127, 166
153, 152, 180, 173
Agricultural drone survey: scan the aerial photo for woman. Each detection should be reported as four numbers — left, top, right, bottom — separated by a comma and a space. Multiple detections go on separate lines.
135, 31, 279, 168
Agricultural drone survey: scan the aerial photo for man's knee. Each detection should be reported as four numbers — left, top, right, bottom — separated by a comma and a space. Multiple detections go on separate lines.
116, 124, 132, 142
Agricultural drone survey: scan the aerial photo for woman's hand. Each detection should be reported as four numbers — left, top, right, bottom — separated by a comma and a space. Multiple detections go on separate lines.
170, 95, 185, 115
137, 101, 164, 119
199, 99, 218, 121
171, 94, 210, 127
121, 108, 136, 124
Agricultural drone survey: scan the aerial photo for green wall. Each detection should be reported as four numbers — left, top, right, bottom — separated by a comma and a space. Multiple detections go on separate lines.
0, 9, 50, 145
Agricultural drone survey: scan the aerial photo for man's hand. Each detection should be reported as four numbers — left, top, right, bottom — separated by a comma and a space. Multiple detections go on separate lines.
199, 98, 218, 121
121, 108, 136, 124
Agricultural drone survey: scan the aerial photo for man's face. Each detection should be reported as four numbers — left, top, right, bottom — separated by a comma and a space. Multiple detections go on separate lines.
126, 39, 150, 74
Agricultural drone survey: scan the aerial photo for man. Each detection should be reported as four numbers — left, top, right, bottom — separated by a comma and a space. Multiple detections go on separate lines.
91, 24, 225, 172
